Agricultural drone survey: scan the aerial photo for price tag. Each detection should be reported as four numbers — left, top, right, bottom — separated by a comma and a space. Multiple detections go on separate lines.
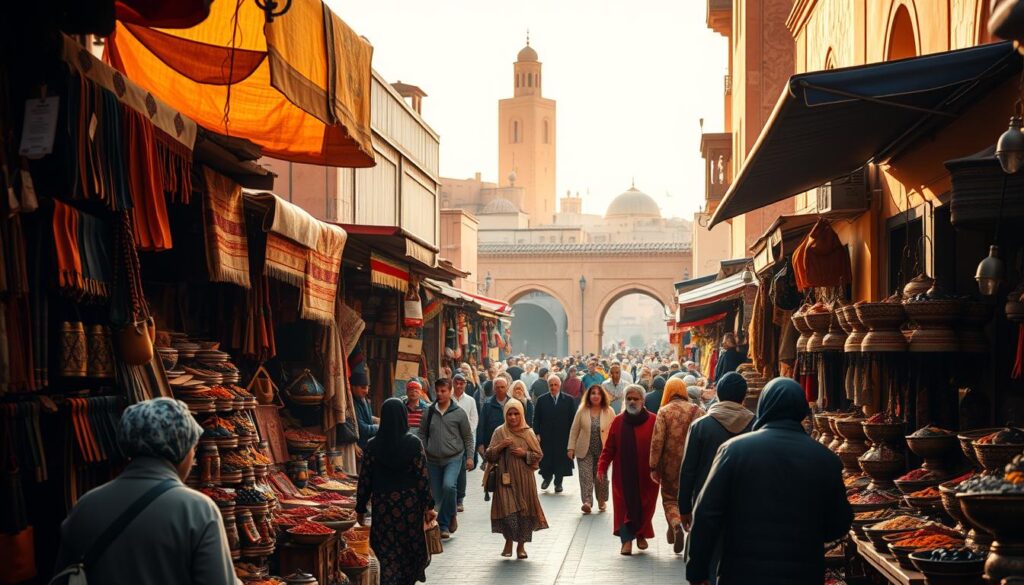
19, 97, 59, 159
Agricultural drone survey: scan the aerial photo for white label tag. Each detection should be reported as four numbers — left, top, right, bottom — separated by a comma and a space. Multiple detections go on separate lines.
19, 97, 59, 159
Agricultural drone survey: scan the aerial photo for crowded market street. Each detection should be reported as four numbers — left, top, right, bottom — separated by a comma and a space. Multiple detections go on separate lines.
425, 470, 680, 585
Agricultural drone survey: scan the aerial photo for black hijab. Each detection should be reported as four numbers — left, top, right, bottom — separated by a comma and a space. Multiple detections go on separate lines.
753, 377, 810, 431
365, 398, 424, 490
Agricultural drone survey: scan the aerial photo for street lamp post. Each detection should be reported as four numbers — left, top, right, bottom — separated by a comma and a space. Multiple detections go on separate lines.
578, 275, 587, 355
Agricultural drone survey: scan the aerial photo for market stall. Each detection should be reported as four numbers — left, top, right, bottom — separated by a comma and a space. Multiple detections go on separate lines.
0, 30, 385, 585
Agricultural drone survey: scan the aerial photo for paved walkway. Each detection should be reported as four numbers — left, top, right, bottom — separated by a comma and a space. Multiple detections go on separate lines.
425, 469, 688, 585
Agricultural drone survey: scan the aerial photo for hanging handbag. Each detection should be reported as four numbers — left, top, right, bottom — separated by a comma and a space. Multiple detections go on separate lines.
484, 459, 499, 493
335, 417, 358, 445
424, 519, 443, 556
403, 284, 424, 328
247, 365, 280, 406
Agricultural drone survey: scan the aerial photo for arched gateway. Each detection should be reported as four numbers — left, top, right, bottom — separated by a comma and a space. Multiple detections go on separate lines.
479, 242, 690, 355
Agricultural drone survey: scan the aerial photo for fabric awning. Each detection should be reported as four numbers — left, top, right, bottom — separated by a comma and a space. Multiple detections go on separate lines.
108, 0, 375, 167
677, 271, 751, 309
709, 41, 1020, 227
338, 224, 469, 283
422, 279, 513, 317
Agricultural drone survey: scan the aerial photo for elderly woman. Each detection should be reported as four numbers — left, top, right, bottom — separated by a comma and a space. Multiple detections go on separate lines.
651, 377, 704, 553
568, 383, 615, 513
598, 385, 659, 556
54, 398, 238, 584
509, 380, 535, 425
357, 398, 436, 585
486, 398, 548, 559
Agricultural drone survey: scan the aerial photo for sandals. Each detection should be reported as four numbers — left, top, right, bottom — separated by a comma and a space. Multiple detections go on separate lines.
637, 537, 649, 550
501, 542, 513, 558
581, 504, 592, 514
620, 542, 632, 556
517, 550, 529, 559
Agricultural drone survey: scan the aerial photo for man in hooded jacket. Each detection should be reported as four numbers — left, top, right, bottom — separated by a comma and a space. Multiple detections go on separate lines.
677, 372, 753, 566
685, 377, 851, 585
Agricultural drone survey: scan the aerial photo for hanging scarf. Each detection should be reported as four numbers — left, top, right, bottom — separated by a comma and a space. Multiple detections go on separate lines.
620, 408, 649, 533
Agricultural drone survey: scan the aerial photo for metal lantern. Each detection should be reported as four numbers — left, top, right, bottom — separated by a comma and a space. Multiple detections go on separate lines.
975, 245, 1005, 296
996, 112, 1024, 175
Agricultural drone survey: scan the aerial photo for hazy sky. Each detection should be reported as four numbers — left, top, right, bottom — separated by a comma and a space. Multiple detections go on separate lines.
329, 0, 728, 219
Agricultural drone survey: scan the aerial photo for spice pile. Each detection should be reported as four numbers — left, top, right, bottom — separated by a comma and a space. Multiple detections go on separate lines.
855, 509, 895, 521
889, 532, 963, 551
200, 487, 236, 503
849, 490, 898, 505
909, 425, 953, 438
315, 506, 356, 521
976, 427, 1024, 445
870, 515, 929, 531
923, 548, 985, 561
339, 549, 369, 568
898, 468, 941, 482
960, 455, 1024, 494
236, 487, 268, 505
907, 486, 941, 499
288, 520, 334, 535
864, 413, 902, 424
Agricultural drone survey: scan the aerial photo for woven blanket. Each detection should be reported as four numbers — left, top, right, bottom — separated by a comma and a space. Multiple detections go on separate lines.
370, 251, 409, 293
264, 233, 306, 288
301, 223, 346, 323
202, 168, 250, 288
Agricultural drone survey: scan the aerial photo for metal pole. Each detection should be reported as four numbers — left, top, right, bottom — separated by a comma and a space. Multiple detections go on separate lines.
580, 287, 584, 355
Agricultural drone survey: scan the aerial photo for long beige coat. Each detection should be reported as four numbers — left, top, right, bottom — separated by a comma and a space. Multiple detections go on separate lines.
567, 406, 614, 459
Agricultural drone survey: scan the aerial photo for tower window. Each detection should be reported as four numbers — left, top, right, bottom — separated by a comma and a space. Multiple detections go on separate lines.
512, 120, 520, 143
543, 120, 549, 144
516, 74, 520, 88
528, 74, 533, 87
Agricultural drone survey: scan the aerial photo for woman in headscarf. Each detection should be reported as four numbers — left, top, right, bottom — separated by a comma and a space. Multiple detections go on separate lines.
356, 398, 436, 585
509, 379, 535, 425
598, 385, 659, 556
486, 398, 548, 559
54, 398, 237, 585
650, 377, 704, 552
568, 383, 615, 513
638, 366, 653, 392
561, 365, 583, 399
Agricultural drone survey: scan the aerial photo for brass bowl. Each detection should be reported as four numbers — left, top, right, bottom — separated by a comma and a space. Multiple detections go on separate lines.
958, 428, 1001, 468
863, 421, 906, 444
905, 433, 958, 459
887, 543, 919, 570
804, 311, 832, 334
908, 553, 985, 582
835, 417, 868, 441
855, 302, 907, 329
939, 484, 968, 528
958, 492, 1024, 540
972, 442, 1024, 474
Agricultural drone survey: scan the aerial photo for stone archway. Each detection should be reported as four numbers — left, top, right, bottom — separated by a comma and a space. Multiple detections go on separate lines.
593, 283, 675, 353
507, 286, 572, 358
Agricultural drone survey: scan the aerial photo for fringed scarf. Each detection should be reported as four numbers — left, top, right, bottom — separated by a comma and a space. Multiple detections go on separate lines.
620, 408, 650, 533
202, 167, 250, 288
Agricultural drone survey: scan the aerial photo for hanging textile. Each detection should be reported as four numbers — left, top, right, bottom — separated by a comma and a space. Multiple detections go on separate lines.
791, 219, 852, 291
369, 252, 409, 293
302, 223, 346, 323
52, 201, 112, 298
202, 168, 250, 288
107, 0, 374, 167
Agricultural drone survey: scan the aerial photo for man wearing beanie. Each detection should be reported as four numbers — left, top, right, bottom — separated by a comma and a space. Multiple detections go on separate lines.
677, 372, 754, 572
644, 376, 667, 413
351, 371, 377, 449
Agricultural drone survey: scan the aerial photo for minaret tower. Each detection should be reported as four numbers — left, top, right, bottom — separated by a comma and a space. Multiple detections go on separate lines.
498, 33, 557, 226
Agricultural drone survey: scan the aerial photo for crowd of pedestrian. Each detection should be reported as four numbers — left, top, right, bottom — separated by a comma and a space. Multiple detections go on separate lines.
59, 335, 851, 585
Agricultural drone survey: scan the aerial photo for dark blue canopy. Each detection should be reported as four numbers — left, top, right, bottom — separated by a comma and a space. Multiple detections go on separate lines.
709, 41, 1020, 227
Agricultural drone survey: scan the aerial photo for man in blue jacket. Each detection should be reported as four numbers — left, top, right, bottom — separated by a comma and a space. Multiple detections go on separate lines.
476, 376, 510, 501
686, 377, 851, 585
351, 372, 377, 449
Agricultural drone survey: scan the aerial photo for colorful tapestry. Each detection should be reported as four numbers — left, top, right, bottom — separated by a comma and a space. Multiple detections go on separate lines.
370, 251, 409, 293
202, 167, 250, 288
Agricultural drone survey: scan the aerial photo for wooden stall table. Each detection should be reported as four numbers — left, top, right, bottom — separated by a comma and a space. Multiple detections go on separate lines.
852, 535, 926, 585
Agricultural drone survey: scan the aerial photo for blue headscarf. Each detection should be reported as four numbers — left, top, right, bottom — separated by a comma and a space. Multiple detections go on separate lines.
753, 377, 809, 431
118, 398, 203, 463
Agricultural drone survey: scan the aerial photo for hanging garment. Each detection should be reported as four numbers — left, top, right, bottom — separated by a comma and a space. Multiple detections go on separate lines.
791, 219, 852, 291
202, 167, 250, 288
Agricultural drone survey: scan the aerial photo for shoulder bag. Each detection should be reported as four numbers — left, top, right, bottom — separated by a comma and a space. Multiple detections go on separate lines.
48, 479, 178, 585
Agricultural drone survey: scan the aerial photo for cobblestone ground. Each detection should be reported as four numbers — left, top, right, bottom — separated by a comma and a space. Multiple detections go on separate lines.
425, 469, 688, 585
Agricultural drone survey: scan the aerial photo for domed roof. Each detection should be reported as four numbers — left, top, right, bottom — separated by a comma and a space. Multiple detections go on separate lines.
517, 44, 538, 62
480, 198, 520, 215
605, 186, 661, 219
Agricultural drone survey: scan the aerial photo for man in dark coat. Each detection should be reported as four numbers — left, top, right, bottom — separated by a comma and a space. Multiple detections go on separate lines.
677, 372, 753, 561
530, 367, 551, 399
685, 377, 852, 585
644, 376, 667, 413
532, 374, 576, 492
476, 376, 510, 502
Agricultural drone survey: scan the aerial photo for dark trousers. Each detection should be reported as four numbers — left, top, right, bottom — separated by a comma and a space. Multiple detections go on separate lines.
541, 472, 564, 487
